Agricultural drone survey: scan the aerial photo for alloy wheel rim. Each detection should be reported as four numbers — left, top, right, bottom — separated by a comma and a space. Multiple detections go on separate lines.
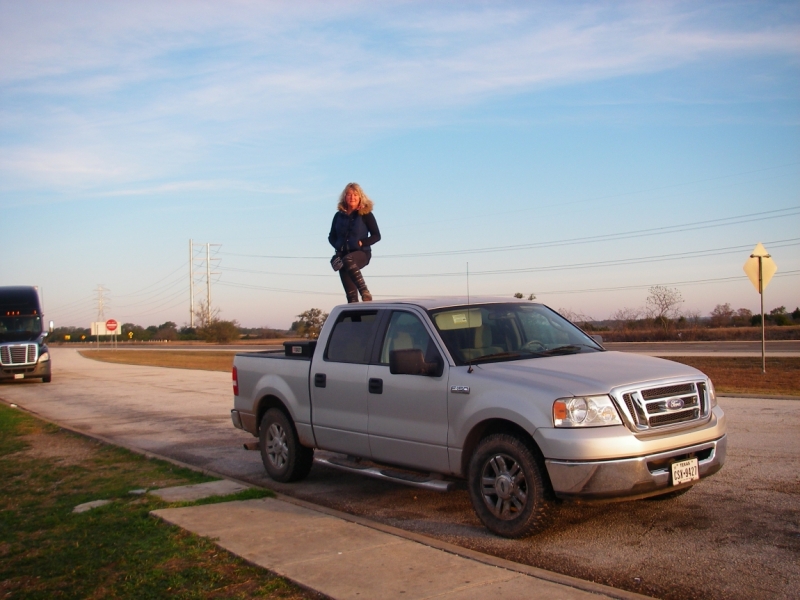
266, 423, 289, 468
480, 452, 528, 520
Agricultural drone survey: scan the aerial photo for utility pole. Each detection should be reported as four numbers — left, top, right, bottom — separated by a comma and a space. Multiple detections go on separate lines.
189, 239, 195, 328
205, 243, 211, 323
94, 285, 108, 349
189, 240, 221, 326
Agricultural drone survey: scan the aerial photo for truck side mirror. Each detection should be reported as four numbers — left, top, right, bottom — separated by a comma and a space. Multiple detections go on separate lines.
389, 349, 443, 377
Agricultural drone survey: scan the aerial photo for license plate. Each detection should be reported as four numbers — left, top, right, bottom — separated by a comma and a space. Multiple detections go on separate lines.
14, 374, 24, 379
671, 458, 699, 486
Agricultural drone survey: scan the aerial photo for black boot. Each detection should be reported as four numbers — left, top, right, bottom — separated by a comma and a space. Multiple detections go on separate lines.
350, 268, 372, 301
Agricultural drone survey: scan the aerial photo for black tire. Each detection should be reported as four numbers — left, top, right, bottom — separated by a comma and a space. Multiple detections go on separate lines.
468, 433, 551, 538
259, 408, 314, 483
42, 374, 52, 383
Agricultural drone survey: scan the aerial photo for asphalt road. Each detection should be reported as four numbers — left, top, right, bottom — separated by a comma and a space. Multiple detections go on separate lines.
2, 348, 798, 600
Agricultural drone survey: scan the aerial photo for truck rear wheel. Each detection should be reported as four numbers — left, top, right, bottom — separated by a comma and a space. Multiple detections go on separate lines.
259, 408, 314, 483
468, 433, 551, 538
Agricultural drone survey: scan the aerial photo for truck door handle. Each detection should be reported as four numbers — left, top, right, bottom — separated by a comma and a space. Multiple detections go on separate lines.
314, 373, 326, 388
368, 378, 383, 394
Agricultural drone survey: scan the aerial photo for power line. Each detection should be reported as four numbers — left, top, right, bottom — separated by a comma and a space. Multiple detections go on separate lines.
219, 269, 800, 300
531, 270, 800, 297
216, 238, 800, 279
218, 205, 800, 260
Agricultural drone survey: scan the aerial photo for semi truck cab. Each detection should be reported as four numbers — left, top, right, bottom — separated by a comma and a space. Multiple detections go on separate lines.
0, 286, 52, 383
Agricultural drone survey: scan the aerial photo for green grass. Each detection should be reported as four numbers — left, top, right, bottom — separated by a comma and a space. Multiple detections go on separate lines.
0, 403, 314, 600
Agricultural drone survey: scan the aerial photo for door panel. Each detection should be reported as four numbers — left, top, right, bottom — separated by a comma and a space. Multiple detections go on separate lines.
367, 310, 450, 472
310, 309, 379, 457
311, 361, 371, 456
367, 364, 449, 472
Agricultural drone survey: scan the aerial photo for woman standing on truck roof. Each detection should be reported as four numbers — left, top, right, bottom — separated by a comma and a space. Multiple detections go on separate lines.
328, 183, 381, 303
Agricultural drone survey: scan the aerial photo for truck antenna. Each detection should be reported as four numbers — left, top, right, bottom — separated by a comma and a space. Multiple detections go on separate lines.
467, 262, 473, 373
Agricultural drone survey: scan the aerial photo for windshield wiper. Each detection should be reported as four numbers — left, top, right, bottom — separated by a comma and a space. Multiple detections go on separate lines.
469, 351, 535, 364
541, 345, 584, 355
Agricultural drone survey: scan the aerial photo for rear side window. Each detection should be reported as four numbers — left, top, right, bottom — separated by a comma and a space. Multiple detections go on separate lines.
325, 311, 379, 364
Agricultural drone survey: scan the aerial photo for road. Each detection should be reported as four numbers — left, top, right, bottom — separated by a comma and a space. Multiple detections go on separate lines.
2, 348, 798, 600
603, 340, 800, 356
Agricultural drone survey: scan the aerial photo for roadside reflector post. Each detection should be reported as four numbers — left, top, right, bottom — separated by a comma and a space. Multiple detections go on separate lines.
743, 243, 778, 374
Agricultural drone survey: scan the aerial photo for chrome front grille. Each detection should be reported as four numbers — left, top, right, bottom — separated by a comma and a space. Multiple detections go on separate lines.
616, 380, 709, 432
0, 344, 38, 366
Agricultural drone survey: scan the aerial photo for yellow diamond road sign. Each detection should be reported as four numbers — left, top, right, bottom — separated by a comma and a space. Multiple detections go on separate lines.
743, 242, 778, 293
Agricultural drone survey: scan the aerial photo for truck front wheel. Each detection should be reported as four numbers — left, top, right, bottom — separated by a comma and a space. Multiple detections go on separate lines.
468, 433, 551, 538
259, 408, 314, 483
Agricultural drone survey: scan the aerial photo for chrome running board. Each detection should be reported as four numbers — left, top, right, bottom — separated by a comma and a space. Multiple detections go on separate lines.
314, 455, 457, 492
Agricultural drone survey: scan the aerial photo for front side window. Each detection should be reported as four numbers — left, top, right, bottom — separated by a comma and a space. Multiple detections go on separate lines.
380, 311, 440, 365
325, 311, 379, 364
430, 303, 601, 365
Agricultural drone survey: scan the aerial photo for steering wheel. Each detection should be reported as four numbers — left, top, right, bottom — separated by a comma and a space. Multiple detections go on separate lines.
521, 340, 546, 352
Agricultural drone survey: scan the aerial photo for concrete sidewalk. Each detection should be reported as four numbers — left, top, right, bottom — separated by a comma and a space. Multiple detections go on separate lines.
152, 489, 648, 600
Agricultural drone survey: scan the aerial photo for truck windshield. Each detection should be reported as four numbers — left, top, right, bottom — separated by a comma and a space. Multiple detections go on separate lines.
428, 303, 602, 366
0, 316, 42, 342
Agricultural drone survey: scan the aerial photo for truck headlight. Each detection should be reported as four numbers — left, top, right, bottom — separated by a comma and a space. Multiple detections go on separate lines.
553, 395, 622, 427
708, 379, 717, 408
38, 351, 50, 363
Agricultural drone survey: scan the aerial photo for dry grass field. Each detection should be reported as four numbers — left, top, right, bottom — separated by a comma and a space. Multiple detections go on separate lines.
80, 350, 799, 397
80, 350, 238, 371
660, 356, 800, 397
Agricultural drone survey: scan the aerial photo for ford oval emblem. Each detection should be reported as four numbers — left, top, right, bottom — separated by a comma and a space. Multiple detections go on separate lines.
666, 397, 685, 410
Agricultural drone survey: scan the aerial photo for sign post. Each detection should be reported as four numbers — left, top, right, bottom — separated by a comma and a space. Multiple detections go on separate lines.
106, 319, 118, 350
743, 243, 778, 374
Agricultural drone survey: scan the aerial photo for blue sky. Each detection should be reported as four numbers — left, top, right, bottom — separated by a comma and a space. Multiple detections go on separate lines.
1, 1, 798, 329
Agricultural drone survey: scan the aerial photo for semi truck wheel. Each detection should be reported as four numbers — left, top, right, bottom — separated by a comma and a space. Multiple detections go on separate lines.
259, 408, 314, 483
468, 433, 550, 538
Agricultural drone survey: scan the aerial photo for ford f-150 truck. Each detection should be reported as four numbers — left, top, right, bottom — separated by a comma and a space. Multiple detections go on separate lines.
231, 297, 726, 537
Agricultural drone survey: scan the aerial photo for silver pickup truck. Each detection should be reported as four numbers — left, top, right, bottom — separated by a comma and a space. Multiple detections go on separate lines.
231, 297, 726, 538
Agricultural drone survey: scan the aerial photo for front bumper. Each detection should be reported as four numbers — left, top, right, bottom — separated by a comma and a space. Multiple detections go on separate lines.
0, 358, 50, 382
545, 434, 726, 501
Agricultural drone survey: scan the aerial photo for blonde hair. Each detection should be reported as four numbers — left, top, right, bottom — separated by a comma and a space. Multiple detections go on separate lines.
337, 182, 374, 215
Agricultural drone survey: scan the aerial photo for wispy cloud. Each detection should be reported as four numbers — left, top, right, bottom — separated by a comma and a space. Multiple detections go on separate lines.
1, 1, 798, 194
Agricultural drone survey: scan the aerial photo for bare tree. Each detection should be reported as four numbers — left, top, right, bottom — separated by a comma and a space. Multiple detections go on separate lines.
645, 286, 684, 333
558, 308, 593, 325
193, 300, 239, 343
733, 308, 752, 327
683, 309, 703, 329
709, 303, 734, 327
611, 307, 642, 330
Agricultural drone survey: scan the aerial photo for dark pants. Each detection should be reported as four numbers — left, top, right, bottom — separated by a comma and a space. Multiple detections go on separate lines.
339, 251, 369, 301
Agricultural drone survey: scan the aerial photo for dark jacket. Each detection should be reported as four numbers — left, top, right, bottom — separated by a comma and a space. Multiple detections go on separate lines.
328, 211, 381, 257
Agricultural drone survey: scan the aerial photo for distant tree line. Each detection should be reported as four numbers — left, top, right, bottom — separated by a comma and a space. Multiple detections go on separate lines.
50, 320, 289, 344
48, 286, 799, 346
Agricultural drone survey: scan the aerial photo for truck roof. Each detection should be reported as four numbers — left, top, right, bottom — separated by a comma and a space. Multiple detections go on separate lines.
0, 286, 42, 315
334, 296, 534, 311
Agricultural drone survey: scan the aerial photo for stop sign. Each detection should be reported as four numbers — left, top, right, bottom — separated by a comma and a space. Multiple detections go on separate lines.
106, 319, 118, 332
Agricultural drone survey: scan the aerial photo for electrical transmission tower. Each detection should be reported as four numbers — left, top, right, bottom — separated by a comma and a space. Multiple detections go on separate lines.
189, 240, 221, 327
95, 284, 109, 322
